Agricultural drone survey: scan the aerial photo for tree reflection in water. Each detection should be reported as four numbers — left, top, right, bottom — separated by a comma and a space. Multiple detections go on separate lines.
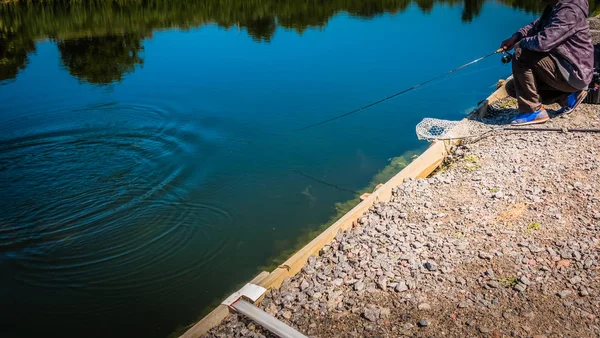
0, 0, 555, 83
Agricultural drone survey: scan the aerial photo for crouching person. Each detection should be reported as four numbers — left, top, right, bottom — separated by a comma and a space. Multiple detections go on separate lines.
500, 0, 594, 125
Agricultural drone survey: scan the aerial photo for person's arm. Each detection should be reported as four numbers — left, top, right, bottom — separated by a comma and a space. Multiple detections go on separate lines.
501, 18, 540, 51
519, 7, 579, 52
515, 18, 541, 40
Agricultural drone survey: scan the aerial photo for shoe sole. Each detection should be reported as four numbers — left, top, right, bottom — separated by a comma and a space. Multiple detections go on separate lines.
511, 116, 550, 126
561, 91, 588, 116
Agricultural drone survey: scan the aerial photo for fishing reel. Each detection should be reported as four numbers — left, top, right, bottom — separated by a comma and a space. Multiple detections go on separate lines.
501, 51, 513, 64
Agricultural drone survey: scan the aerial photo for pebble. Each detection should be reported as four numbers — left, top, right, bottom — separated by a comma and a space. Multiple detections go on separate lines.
487, 280, 501, 288
417, 303, 432, 311
417, 319, 430, 327
569, 276, 582, 284
282, 310, 292, 320
479, 251, 492, 260
514, 283, 527, 293
520, 276, 531, 285
424, 262, 437, 271
557, 290, 572, 299
395, 281, 408, 292
362, 307, 379, 322
479, 326, 492, 333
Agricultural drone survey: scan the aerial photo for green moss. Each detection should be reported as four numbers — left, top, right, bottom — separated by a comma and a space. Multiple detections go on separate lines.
464, 154, 479, 163
258, 149, 421, 273
525, 222, 541, 234
498, 276, 518, 288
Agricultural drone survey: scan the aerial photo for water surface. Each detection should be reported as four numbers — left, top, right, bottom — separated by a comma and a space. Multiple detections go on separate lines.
0, 1, 538, 337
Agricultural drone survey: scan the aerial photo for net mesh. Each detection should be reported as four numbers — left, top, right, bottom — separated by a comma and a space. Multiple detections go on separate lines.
416, 118, 491, 141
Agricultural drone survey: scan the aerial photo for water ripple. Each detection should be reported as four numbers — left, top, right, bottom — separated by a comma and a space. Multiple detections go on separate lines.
0, 100, 237, 309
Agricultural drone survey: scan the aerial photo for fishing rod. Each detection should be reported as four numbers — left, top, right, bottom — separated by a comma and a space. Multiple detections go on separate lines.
296, 48, 509, 132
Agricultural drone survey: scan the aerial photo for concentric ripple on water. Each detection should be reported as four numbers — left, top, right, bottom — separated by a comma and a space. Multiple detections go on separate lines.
0, 101, 235, 315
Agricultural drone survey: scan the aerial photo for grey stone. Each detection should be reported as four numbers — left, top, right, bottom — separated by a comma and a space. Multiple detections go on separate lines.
417, 319, 430, 327
362, 307, 380, 322
479, 251, 492, 260
557, 290, 572, 299
569, 276, 582, 284
458, 301, 470, 308
514, 282, 527, 292
479, 326, 492, 333
520, 276, 532, 285
302, 266, 316, 275
395, 281, 408, 292
424, 262, 437, 271
487, 280, 501, 288
376, 278, 387, 291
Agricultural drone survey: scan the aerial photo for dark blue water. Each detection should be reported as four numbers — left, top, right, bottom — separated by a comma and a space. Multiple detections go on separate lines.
0, 2, 536, 337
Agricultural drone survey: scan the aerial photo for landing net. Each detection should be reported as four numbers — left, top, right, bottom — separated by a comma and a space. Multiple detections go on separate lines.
415, 118, 491, 141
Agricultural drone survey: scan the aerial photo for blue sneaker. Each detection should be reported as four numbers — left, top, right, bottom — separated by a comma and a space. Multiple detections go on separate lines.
510, 108, 549, 125
557, 90, 587, 115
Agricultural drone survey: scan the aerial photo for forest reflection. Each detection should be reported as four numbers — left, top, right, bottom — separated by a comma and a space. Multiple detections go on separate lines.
0, 0, 561, 84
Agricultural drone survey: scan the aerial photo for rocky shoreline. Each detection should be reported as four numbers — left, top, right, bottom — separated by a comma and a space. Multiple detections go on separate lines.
205, 100, 600, 337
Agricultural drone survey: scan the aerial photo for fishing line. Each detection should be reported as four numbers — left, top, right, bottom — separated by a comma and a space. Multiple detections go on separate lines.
295, 49, 505, 132
221, 49, 509, 194
291, 169, 360, 194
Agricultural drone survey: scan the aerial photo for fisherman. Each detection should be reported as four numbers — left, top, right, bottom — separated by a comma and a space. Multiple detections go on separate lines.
500, 0, 594, 125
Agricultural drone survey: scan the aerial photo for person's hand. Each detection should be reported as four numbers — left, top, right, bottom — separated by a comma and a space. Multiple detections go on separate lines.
500, 36, 519, 51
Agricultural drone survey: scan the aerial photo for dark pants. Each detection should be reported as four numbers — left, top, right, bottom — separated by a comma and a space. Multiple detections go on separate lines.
506, 47, 578, 113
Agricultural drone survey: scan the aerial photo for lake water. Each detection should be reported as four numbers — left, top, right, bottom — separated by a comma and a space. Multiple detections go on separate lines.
0, 1, 537, 337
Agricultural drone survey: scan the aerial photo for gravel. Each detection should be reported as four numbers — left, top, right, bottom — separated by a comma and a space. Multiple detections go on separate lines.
205, 102, 600, 337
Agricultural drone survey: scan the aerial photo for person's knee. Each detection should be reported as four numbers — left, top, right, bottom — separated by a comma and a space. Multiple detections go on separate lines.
504, 78, 517, 98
